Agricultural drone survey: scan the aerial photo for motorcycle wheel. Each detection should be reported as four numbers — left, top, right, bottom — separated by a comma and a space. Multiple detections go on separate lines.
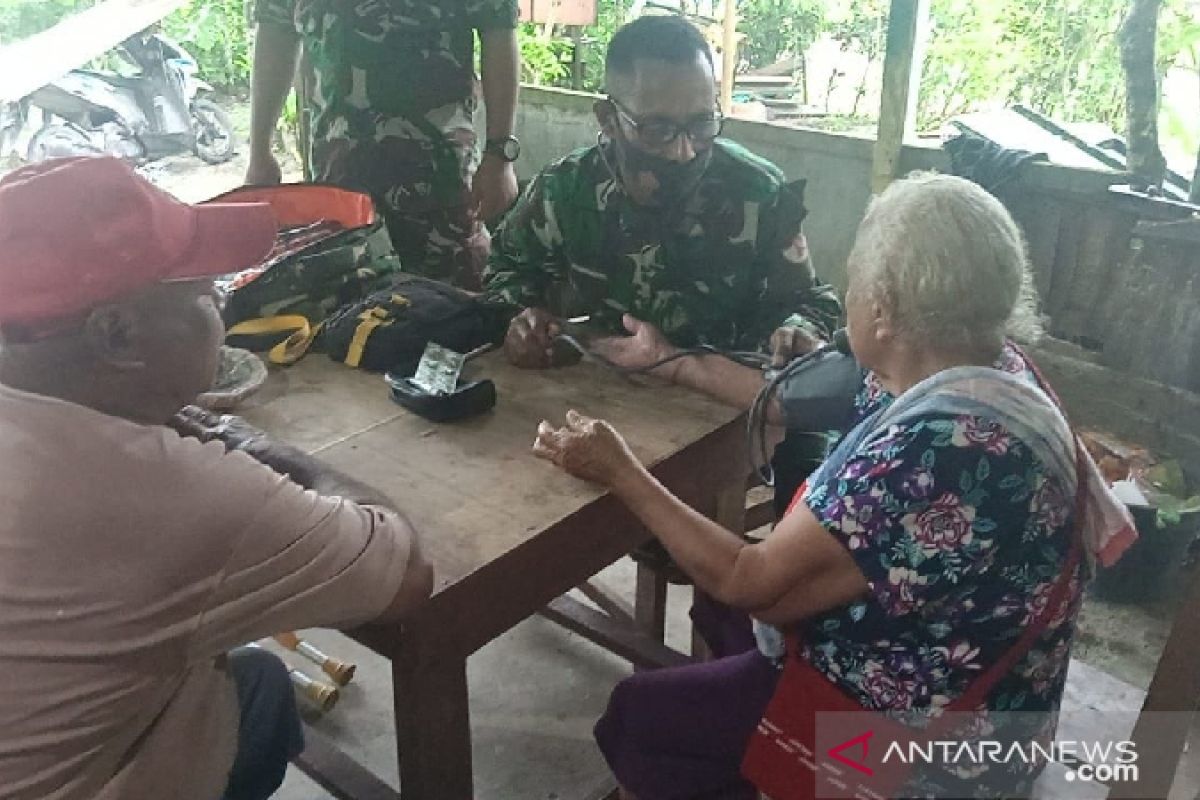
26, 123, 103, 162
190, 98, 236, 165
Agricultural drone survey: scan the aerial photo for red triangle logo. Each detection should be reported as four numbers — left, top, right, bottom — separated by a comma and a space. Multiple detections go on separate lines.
827, 730, 875, 776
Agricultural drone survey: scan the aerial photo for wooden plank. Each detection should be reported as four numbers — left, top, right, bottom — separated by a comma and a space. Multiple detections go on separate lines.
540, 595, 693, 670
578, 580, 635, 624
1110, 571, 1200, 799
1133, 219, 1200, 246
393, 649, 473, 800
1008, 191, 1064, 304
293, 724, 400, 800
0, 0, 187, 104
526, 0, 596, 26
720, 0, 738, 113
870, 0, 928, 193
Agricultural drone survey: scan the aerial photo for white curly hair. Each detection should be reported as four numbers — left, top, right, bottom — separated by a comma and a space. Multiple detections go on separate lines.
847, 172, 1043, 353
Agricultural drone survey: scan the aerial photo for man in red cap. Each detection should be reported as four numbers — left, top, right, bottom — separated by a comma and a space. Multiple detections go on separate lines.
0, 157, 433, 800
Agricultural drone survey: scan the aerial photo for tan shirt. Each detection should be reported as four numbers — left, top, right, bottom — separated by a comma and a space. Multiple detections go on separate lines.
0, 383, 412, 799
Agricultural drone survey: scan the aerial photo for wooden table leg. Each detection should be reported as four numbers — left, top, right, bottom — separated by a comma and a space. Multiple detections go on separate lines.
690, 480, 749, 659
634, 562, 668, 642
393, 643, 473, 800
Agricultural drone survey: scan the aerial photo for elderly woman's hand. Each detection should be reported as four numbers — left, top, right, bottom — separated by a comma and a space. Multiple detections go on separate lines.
534, 409, 642, 488
591, 314, 681, 378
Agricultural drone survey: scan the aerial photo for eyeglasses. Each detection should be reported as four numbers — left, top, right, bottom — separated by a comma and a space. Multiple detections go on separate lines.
608, 97, 724, 148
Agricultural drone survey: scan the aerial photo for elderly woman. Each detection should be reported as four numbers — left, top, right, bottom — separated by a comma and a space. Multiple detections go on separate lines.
534, 174, 1134, 799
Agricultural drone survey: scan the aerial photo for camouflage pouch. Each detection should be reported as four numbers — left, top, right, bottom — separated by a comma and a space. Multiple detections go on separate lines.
208, 184, 402, 363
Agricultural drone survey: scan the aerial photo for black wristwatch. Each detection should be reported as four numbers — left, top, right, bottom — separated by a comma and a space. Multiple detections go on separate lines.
484, 135, 521, 163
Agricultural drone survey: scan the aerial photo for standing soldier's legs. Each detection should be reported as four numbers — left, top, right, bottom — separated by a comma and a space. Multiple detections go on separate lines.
384, 205, 491, 291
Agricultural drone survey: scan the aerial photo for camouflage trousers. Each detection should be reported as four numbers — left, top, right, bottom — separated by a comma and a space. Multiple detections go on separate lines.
383, 205, 490, 292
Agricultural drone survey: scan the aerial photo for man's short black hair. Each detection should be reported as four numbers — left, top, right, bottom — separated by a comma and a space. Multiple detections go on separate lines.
605, 14, 714, 91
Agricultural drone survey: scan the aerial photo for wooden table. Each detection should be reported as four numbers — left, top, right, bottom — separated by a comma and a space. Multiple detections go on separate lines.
240, 354, 747, 799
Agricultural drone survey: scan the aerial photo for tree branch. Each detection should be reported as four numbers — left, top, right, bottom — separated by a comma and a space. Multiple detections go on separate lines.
1119, 0, 1167, 192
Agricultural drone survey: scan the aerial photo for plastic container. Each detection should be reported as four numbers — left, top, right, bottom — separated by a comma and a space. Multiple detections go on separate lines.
1091, 504, 1200, 604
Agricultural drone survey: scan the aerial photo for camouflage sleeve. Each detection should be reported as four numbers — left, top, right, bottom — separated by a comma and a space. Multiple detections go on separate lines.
254, 0, 296, 28
482, 173, 565, 312
742, 177, 842, 348
468, 0, 520, 31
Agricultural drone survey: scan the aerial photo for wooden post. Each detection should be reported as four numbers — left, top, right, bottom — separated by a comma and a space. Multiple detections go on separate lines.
1108, 568, 1200, 798
720, 0, 737, 113
570, 25, 585, 91
870, 0, 927, 194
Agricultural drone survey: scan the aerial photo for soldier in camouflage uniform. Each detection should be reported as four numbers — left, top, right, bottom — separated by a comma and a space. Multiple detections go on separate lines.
484, 15, 841, 368
247, 0, 522, 290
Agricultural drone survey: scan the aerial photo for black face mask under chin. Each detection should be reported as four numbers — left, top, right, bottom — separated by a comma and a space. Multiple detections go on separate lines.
601, 131, 712, 208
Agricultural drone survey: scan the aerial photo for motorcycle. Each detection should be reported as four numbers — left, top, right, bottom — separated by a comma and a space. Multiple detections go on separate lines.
24, 29, 235, 166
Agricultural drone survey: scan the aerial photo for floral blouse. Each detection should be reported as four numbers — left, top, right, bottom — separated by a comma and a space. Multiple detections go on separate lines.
799, 344, 1083, 793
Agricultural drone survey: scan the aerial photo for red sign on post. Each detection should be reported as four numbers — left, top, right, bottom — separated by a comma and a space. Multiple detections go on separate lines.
519, 0, 597, 25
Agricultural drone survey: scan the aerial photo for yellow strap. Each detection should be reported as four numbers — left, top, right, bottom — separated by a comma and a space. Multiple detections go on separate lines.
226, 315, 321, 366
344, 308, 391, 368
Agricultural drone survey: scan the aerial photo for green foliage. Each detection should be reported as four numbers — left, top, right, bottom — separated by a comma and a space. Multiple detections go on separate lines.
517, 0, 630, 93
518, 24, 574, 87
737, 0, 825, 71
162, 0, 252, 92
0, 0, 95, 44
917, 0, 1200, 144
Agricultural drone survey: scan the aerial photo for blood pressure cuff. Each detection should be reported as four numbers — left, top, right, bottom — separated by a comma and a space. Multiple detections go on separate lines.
776, 350, 865, 433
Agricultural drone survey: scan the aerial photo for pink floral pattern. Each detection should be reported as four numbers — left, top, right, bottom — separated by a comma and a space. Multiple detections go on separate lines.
902, 492, 977, 555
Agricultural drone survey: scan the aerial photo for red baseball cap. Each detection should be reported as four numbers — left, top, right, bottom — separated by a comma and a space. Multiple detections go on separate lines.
0, 156, 277, 334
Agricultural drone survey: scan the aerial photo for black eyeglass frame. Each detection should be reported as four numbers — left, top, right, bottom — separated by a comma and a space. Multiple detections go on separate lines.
607, 96, 725, 148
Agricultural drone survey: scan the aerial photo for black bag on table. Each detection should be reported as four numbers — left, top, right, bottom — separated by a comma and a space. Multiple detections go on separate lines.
320, 275, 505, 374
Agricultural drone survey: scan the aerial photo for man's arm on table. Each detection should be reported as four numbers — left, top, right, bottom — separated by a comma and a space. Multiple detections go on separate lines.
246, 3, 300, 185
238, 437, 434, 624
171, 408, 433, 638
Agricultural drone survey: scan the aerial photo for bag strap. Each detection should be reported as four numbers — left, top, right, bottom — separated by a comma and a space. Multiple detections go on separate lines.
947, 344, 1086, 713
226, 315, 322, 366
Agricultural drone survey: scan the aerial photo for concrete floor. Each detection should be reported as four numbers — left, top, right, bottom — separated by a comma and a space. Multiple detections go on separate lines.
269, 558, 696, 800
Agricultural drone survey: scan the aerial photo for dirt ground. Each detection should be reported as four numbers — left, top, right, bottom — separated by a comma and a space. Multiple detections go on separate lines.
138, 97, 303, 201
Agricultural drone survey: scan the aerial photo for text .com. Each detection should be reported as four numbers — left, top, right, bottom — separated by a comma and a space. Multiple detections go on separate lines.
881, 739, 1139, 784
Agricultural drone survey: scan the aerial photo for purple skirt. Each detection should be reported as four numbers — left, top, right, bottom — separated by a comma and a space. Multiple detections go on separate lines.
593, 600, 777, 800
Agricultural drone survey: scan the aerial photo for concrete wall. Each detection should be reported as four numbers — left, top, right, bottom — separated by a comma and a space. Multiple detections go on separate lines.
514, 85, 942, 291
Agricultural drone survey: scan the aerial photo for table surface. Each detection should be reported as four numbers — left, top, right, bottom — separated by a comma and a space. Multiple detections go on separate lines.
239, 351, 747, 799
240, 352, 742, 615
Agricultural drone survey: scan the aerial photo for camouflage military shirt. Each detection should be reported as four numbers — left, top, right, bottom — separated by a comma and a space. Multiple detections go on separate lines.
255, 0, 519, 214
484, 140, 842, 350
